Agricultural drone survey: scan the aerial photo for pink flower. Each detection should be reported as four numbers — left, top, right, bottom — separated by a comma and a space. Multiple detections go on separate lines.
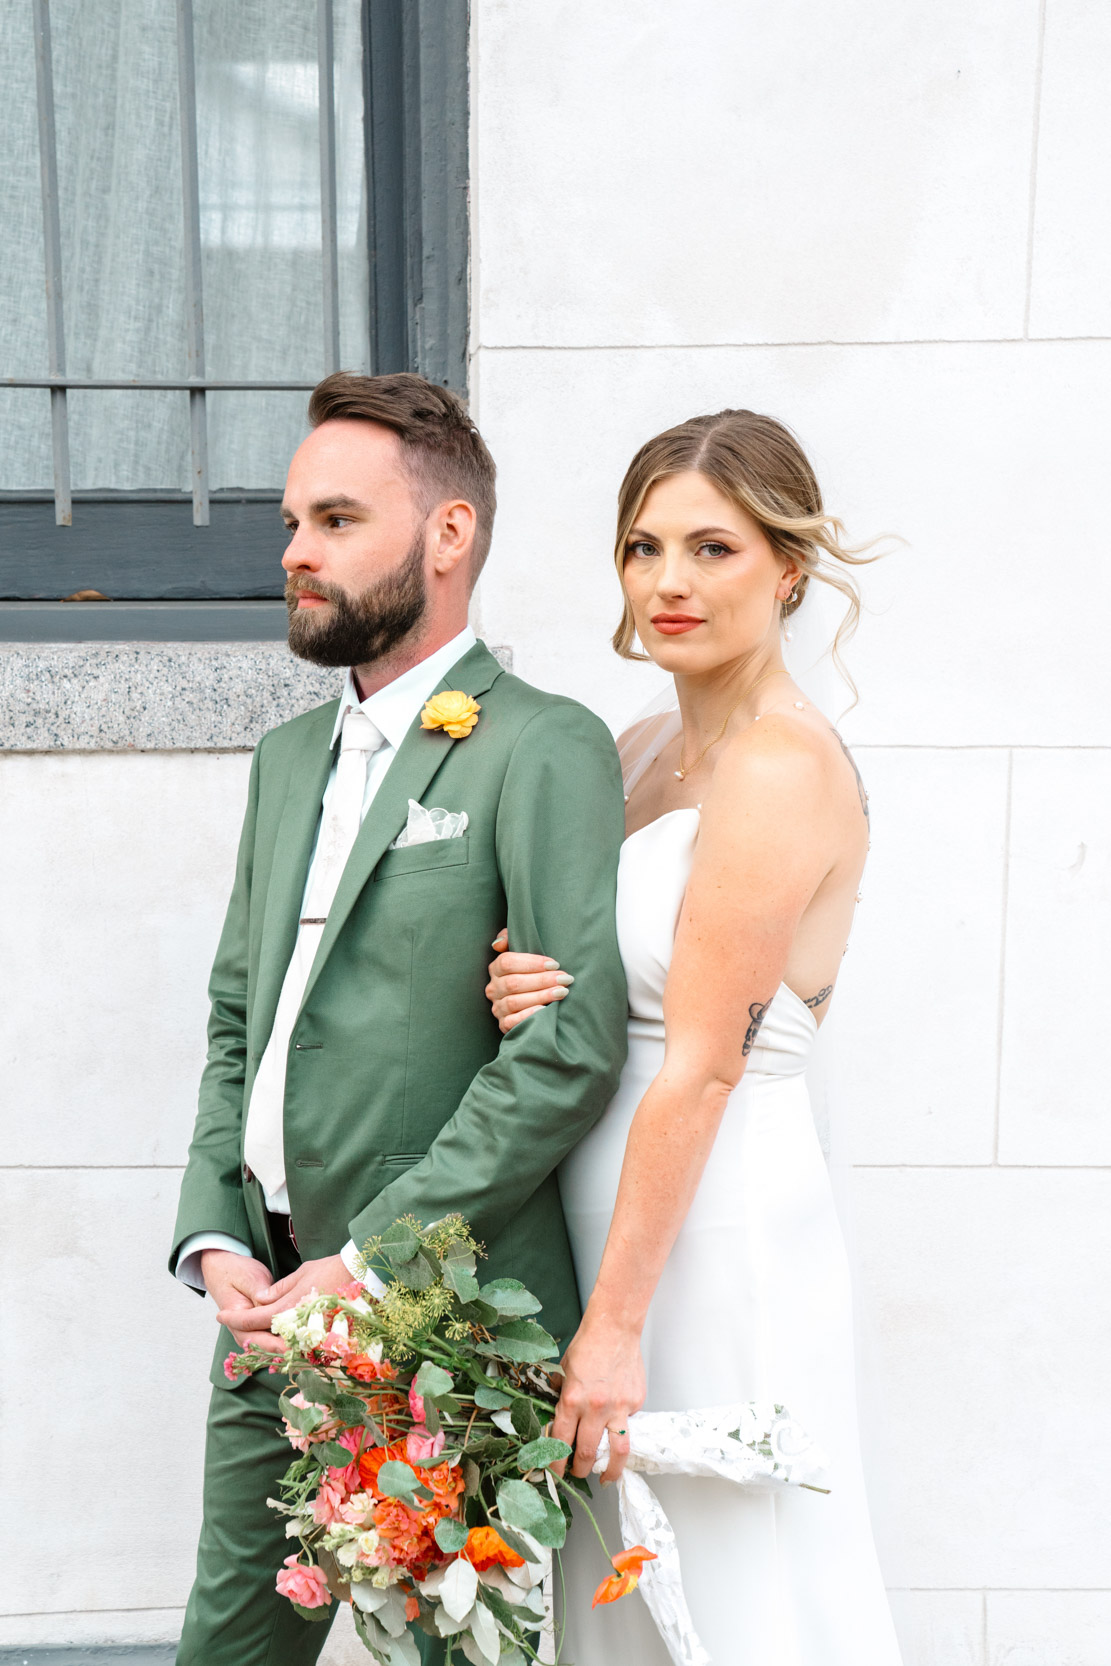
276, 1556, 332, 1610
406, 1423, 445, 1464
311, 1475, 348, 1526
408, 1382, 425, 1422
223, 1351, 242, 1381
281, 1392, 337, 1454
329, 1427, 363, 1489
322, 1326, 353, 1359
337, 1279, 366, 1300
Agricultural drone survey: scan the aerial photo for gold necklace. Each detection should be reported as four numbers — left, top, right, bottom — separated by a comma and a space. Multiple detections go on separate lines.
674, 669, 793, 780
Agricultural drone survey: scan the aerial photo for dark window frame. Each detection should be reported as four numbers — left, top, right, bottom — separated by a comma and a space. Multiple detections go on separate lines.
0, 0, 469, 643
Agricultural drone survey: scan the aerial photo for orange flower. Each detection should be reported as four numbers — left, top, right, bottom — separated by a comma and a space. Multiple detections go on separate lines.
591, 1545, 657, 1608
612, 1546, 656, 1576
357, 1439, 408, 1496
461, 1526, 526, 1572
347, 1354, 398, 1383
592, 1571, 638, 1607
422, 1459, 467, 1511
405, 1594, 420, 1621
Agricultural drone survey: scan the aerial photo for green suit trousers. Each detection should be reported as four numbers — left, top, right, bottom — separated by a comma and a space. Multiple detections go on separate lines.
177, 1226, 446, 1666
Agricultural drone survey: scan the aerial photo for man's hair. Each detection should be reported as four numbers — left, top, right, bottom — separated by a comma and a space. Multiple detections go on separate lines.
308, 372, 497, 579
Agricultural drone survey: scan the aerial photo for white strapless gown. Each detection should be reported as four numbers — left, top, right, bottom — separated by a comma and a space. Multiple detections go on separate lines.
557, 808, 903, 1665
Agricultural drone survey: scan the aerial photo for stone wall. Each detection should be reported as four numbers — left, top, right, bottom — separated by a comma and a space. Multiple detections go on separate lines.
2, 3, 1108, 1660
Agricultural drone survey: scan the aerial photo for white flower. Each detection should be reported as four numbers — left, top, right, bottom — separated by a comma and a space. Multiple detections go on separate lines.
341, 1489, 377, 1524
305, 1309, 326, 1346
768, 1415, 812, 1465
272, 1307, 300, 1340
354, 1530, 381, 1565
329, 1313, 350, 1342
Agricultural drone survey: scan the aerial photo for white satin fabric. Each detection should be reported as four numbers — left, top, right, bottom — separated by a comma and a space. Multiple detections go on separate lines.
557, 807, 902, 1665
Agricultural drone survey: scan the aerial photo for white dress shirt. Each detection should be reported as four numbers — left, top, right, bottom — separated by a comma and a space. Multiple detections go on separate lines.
176, 626, 477, 1293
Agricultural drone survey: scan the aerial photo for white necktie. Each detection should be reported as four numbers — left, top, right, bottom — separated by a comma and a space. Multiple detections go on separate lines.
244, 708, 385, 1205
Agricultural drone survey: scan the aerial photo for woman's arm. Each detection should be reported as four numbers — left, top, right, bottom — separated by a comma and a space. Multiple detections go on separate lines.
553, 718, 836, 1481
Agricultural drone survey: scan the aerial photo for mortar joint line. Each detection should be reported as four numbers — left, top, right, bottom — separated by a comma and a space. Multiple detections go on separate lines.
1023, 0, 1049, 339
993, 749, 1014, 1165
982, 1587, 988, 1664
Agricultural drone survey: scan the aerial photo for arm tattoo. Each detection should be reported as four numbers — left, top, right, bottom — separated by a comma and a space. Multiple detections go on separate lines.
804, 985, 833, 1011
742, 998, 772, 1056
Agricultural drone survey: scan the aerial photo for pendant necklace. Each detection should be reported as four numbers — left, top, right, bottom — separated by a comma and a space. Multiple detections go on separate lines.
674, 669, 794, 780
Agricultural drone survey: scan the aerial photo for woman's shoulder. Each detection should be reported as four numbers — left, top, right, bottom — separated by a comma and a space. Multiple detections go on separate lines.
707, 707, 840, 818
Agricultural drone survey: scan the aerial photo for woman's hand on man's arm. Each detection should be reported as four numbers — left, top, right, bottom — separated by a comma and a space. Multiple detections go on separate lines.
485, 927, 575, 1032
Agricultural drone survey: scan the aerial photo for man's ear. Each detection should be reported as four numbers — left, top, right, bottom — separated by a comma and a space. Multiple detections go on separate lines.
429, 498, 477, 576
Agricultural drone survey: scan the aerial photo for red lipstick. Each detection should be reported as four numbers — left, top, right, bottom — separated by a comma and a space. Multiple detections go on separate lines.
651, 613, 703, 635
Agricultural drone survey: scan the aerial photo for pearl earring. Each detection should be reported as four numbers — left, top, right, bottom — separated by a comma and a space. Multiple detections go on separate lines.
782, 590, 798, 642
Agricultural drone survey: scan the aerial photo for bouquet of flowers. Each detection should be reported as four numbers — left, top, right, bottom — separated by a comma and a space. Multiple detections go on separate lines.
226, 1214, 653, 1665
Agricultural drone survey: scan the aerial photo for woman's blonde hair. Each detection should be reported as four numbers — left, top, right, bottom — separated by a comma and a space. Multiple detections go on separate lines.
612, 409, 880, 692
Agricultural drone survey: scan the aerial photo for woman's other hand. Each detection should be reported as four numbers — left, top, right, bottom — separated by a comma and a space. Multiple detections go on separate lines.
551, 1313, 646, 1484
485, 928, 574, 1033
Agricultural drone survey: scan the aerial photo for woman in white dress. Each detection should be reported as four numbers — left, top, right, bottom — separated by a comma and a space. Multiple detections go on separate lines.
485, 409, 903, 1665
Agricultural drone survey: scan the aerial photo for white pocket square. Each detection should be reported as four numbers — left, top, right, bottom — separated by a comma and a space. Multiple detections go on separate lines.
389, 798, 469, 850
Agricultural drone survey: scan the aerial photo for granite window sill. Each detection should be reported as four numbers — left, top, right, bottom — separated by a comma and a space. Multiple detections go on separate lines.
0, 642, 511, 752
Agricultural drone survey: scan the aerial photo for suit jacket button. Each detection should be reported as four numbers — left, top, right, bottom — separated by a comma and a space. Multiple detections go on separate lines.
243, 1163, 254, 1183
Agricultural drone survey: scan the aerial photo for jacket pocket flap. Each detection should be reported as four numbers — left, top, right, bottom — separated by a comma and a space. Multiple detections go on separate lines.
374, 835, 470, 879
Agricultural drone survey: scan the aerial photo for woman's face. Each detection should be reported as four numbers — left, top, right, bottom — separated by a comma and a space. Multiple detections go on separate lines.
621, 469, 799, 675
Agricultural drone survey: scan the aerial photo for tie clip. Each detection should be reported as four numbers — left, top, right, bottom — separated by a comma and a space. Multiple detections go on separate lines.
300, 917, 327, 925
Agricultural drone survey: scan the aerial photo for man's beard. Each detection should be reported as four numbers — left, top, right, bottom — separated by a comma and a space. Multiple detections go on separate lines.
286, 535, 427, 668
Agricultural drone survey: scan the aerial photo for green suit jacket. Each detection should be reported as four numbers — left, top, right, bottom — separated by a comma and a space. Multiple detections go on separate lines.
172, 641, 628, 1387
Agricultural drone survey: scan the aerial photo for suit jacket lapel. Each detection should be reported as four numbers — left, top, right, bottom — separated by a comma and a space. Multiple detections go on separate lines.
297, 641, 504, 1017
252, 700, 339, 1053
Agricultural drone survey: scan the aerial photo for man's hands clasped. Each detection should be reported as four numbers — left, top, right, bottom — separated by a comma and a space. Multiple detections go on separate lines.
203, 1248, 352, 1355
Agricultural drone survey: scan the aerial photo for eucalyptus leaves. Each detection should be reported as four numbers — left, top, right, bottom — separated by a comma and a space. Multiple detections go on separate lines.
227, 1214, 629, 1665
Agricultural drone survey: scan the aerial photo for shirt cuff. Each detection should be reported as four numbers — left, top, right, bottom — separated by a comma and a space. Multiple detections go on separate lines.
340, 1238, 387, 1298
176, 1231, 253, 1292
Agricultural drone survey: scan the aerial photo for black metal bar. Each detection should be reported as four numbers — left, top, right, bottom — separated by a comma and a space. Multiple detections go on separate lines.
0, 489, 282, 502
0, 501, 288, 598
362, 0, 469, 391
318, 0, 341, 371
32, 0, 71, 526
176, 0, 209, 525
412, 0, 469, 391
2, 378, 317, 390
364, 0, 407, 374
0, 600, 290, 643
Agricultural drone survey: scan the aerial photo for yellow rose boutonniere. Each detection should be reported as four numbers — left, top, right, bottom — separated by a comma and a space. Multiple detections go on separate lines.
421, 691, 481, 739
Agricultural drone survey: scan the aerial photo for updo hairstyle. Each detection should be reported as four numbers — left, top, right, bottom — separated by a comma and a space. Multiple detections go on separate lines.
612, 409, 879, 686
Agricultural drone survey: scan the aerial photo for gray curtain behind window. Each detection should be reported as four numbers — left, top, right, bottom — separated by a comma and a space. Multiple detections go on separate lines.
0, 0, 368, 491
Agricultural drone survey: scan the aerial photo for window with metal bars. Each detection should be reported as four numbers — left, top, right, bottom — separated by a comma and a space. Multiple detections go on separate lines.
0, 0, 468, 642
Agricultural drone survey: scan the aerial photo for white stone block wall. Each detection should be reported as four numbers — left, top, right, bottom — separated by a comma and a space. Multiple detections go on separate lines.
467, 4, 1111, 1664
2, 4, 1108, 1660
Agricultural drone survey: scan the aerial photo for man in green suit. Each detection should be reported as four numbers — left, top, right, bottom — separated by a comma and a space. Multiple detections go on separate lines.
171, 373, 628, 1664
